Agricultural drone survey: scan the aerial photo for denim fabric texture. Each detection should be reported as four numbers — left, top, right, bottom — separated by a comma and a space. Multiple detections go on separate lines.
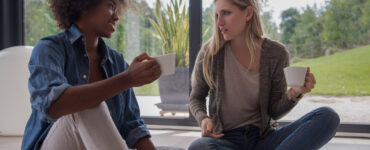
188, 107, 339, 150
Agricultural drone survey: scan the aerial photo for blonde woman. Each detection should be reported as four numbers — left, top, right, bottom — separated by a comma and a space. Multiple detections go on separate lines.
188, 0, 339, 149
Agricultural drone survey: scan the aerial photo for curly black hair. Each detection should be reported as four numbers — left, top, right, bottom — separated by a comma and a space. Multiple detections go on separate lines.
48, 0, 129, 29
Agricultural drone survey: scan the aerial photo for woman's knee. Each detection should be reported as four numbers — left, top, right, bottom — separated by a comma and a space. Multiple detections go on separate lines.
316, 107, 340, 127
188, 137, 217, 150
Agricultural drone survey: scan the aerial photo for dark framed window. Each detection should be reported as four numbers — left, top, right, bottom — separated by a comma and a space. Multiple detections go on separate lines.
14, 0, 370, 135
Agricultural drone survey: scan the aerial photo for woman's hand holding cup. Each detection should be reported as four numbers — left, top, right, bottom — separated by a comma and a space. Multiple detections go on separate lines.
285, 67, 316, 101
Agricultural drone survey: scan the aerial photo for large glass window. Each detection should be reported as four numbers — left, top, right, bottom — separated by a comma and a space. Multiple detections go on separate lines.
24, 0, 370, 129
117, 0, 190, 119
202, 0, 370, 125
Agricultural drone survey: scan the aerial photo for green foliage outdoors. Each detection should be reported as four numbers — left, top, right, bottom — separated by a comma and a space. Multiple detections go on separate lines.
25, 0, 60, 45
261, 11, 279, 40
292, 45, 370, 96
280, 8, 300, 45
134, 81, 159, 96
202, 5, 214, 43
290, 6, 324, 58
280, 0, 370, 59
323, 0, 370, 49
148, 0, 189, 67
25, 0, 370, 96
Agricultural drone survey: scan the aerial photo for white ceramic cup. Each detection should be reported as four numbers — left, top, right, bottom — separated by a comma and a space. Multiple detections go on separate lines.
154, 53, 176, 77
283, 66, 308, 87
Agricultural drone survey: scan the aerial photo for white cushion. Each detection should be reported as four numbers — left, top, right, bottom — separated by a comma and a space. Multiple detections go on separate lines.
0, 46, 33, 136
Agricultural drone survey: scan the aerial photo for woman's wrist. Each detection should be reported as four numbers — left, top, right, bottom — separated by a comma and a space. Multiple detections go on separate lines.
119, 71, 133, 88
288, 88, 303, 102
201, 116, 210, 123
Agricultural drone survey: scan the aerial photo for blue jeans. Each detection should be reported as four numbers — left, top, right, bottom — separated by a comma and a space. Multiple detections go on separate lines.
188, 107, 340, 150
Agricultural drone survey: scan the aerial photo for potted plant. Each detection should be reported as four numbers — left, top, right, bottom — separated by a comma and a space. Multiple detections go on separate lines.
148, 0, 189, 116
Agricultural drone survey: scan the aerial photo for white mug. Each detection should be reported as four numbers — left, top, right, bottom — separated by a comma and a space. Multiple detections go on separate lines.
154, 53, 176, 76
283, 66, 307, 87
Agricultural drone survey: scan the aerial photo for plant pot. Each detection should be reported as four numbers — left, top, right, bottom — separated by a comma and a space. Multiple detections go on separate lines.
156, 67, 189, 112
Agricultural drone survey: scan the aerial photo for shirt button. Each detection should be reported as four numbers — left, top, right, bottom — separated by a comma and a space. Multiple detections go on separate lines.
82, 74, 87, 79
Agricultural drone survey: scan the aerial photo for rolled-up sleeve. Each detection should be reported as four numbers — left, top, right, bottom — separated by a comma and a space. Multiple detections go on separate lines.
125, 123, 151, 148
116, 59, 150, 148
119, 88, 151, 148
28, 38, 71, 122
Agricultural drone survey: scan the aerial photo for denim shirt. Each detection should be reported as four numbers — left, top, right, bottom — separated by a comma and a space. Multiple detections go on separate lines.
22, 25, 150, 150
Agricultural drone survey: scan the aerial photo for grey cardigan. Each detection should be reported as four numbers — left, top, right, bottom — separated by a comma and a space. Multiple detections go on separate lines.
189, 38, 299, 137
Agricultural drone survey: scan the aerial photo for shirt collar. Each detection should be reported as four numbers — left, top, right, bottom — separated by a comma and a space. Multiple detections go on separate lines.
67, 24, 113, 64
98, 38, 114, 64
68, 24, 83, 44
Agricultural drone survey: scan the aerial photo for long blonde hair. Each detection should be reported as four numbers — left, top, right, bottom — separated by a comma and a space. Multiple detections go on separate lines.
202, 0, 263, 90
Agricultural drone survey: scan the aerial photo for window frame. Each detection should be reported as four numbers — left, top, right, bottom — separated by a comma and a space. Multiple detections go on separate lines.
0, 0, 24, 50
141, 0, 202, 126
17, 0, 370, 134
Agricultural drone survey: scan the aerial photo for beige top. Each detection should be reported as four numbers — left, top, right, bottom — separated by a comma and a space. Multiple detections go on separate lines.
220, 44, 262, 131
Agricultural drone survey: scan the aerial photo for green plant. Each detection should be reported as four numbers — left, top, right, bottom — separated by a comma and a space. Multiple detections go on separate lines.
148, 0, 189, 67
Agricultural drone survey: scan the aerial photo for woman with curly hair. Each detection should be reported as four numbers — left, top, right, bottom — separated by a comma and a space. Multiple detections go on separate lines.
188, 0, 340, 149
22, 0, 159, 149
